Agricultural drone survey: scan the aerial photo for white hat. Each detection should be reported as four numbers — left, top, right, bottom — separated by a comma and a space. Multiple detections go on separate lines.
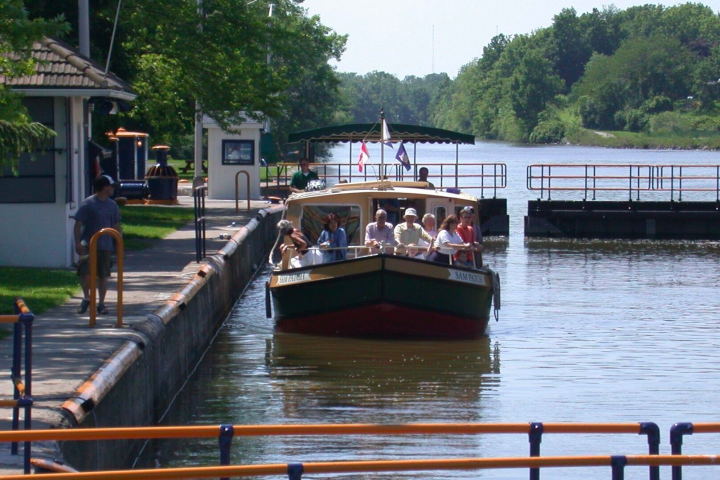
404, 208, 418, 218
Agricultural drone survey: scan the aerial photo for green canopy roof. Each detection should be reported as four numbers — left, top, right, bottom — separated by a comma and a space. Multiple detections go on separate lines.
288, 123, 475, 145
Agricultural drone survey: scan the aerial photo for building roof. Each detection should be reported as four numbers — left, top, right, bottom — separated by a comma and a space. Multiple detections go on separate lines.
1, 37, 135, 100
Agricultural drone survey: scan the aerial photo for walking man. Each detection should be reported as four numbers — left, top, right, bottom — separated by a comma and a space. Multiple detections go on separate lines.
74, 175, 122, 315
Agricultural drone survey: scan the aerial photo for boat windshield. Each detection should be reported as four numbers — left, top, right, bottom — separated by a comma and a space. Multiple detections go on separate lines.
300, 205, 362, 245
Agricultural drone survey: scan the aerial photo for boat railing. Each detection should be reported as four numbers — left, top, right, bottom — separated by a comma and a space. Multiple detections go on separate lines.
282, 244, 466, 268
527, 163, 720, 201
0, 421, 682, 479
265, 162, 507, 198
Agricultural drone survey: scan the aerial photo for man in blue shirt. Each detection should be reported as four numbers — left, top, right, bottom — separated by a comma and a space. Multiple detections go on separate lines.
74, 175, 122, 315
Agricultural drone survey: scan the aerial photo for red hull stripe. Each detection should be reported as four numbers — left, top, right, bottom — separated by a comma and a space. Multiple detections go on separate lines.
275, 303, 488, 338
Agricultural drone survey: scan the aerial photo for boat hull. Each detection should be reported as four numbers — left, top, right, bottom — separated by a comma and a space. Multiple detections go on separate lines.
270, 255, 495, 338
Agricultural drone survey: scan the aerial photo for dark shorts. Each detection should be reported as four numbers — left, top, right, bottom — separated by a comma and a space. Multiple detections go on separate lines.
427, 251, 451, 265
77, 250, 113, 278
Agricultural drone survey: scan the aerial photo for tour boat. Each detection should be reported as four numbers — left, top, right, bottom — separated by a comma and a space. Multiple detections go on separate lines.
268, 180, 500, 338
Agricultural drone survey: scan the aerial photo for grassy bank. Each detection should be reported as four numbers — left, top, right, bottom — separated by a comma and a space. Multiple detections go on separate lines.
0, 205, 195, 332
120, 205, 195, 250
566, 128, 720, 150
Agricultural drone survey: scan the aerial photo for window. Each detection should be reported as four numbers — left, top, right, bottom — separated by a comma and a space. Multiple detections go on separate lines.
434, 206, 447, 227
222, 139, 254, 165
300, 205, 362, 246
0, 98, 56, 203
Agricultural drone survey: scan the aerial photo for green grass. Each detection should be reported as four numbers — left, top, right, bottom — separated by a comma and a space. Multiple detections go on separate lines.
565, 127, 720, 150
0, 267, 80, 316
120, 205, 195, 250
167, 158, 200, 180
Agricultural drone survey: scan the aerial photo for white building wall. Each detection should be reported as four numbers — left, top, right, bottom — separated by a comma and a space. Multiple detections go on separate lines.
205, 119, 262, 200
0, 97, 85, 268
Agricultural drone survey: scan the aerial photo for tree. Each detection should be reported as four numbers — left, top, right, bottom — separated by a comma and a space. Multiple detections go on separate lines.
0, 0, 68, 170
551, 8, 591, 89
509, 49, 564, 134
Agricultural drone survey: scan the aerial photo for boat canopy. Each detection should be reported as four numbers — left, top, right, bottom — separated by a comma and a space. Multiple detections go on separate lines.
288, 123, 475, 145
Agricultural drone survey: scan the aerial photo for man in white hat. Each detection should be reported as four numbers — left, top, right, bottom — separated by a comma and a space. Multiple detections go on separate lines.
73, 175, 122, 315
393, 208, 433, 256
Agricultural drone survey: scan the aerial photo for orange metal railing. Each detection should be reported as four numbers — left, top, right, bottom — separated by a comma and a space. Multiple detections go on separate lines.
527, 163, 720, 201
0, 422, 662, 479
88, 228, 123, 328
0, 297, 34, 473
266, 162, 507, 197
2, 454, 720, 479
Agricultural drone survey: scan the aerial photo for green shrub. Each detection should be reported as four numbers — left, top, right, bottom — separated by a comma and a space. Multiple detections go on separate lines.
615, 109, 648, 133
530, 118, 566, 143
642, 96, 673, 114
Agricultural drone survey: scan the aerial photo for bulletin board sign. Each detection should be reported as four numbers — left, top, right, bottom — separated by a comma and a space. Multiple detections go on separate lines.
222, 139, 254, 165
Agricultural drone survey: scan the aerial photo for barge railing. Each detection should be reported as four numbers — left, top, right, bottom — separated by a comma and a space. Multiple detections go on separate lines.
267, 162, 507, 198
527, 163, 720, 201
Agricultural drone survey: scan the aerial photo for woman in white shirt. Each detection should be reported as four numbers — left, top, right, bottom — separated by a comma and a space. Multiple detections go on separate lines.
427, 214, 472, 265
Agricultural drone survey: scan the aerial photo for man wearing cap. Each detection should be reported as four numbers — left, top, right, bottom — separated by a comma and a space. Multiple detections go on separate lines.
393, 208, 433, 256
73, 175, 122, 315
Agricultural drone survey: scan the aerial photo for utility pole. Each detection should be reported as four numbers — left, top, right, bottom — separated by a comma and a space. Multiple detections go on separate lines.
78, 0, 90, 57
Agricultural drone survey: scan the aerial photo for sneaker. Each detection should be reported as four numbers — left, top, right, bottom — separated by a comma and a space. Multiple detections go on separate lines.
77, 299, 90, 314
97, 304, 109, 315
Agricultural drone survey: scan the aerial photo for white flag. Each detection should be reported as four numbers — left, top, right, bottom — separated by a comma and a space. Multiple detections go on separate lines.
382, 119, 393, 148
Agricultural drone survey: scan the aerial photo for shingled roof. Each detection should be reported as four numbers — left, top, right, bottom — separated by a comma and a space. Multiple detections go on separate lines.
2, 37, 135, 100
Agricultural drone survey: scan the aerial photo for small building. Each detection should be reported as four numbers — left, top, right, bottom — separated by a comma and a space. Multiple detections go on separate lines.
203, 115, 264, 200
0, 37, 136, 268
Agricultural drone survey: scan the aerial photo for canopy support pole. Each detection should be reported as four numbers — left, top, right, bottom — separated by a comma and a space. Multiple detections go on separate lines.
455, 143, 459, 188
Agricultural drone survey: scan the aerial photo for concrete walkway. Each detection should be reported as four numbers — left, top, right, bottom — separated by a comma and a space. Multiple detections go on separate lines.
0, 196, 278, 474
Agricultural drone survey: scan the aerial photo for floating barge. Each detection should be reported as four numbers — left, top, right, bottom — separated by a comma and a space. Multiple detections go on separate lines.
525, 163, 720, 239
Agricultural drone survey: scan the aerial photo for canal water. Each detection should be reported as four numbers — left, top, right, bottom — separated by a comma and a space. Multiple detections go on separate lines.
156, 143, 720, 479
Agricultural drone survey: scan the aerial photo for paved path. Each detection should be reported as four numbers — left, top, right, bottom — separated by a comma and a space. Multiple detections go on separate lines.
0, 197, 277, 474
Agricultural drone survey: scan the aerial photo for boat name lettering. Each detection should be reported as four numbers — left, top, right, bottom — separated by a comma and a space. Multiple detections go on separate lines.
277, 272, 311, 285
449, 270, 486, 286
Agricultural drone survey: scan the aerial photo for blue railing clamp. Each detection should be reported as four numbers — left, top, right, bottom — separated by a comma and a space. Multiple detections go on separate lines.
288, 462, 304, 480
611, 455, 627, 480
218, 424, 234, 480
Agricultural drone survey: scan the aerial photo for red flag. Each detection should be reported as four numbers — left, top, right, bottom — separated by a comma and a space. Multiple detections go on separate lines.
358, 141, 370, 172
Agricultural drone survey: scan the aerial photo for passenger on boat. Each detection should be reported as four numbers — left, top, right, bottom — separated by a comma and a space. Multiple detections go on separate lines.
393, 208, 433, 256
456, 206, 483, 266
365, 209, 395, 253
454, 250, 475, 268
317, 213, 348, 263
427, 215, 473, 265
417, 213, 437, 258
289, 157, 319, 193
277, 220, 317, 267
418, 167, 435, 189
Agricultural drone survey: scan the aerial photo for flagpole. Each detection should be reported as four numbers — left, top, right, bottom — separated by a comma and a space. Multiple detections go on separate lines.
380, 109, 385, 181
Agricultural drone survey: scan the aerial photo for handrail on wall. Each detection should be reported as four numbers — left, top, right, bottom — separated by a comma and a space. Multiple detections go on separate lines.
88, 228, 124, 328
235, 170, 251, 214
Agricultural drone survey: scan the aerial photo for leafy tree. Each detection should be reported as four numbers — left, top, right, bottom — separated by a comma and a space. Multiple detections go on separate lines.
509, 49, 564, 134
0, 0, 68, 169
551, 8, 592, 89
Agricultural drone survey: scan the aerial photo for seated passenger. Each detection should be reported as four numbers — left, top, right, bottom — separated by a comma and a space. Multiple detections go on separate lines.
393, 208, 433, 256
365, 209, 395, 253
318, 213, 347, 263
417, 213, 437, 258
418, 167, 435, 189
454, 250, 475, 268
277, 220, 318, 268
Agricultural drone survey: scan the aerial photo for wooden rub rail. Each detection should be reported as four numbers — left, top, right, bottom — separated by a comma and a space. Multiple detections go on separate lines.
527, 163, 720, 201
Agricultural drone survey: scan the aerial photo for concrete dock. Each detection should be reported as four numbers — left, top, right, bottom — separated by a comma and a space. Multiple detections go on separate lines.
0, 196, 282, 474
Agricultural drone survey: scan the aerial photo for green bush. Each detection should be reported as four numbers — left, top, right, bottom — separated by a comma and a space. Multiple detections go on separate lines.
615, 109, 648, 133
578, 96, 616, 130
642, 96, 673, 114
530, 118, 566, 143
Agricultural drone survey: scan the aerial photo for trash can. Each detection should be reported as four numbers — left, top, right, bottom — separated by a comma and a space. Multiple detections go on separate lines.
145, 145, 179, 204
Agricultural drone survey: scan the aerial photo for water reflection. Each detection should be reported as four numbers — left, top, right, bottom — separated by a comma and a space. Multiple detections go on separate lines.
266, 334, 500, 418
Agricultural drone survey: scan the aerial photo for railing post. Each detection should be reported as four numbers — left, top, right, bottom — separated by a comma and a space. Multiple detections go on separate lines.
10, 312, 21, 455
287, 463, 304, 480
528, 422, 543, 480
611, 455, 627, 480
670, 422, 693, 480
219, 424, 234, 480
235, 170, 251, 214
639, 422, 660, 480
194, 186, 207, 262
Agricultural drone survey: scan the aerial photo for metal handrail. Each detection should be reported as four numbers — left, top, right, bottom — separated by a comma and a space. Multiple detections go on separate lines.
670, 422, 720, 480
2, 454, 720, 480
89, 228, 124, 328
270, 162, 507, 197
528, 163, 720, 201
234, 170, 250, 214
193, 186, 206, 263
0, 298, 34, 473
0, 422, 661, 480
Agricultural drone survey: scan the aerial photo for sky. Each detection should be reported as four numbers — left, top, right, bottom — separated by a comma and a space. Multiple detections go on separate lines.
302, 0, 720, 79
